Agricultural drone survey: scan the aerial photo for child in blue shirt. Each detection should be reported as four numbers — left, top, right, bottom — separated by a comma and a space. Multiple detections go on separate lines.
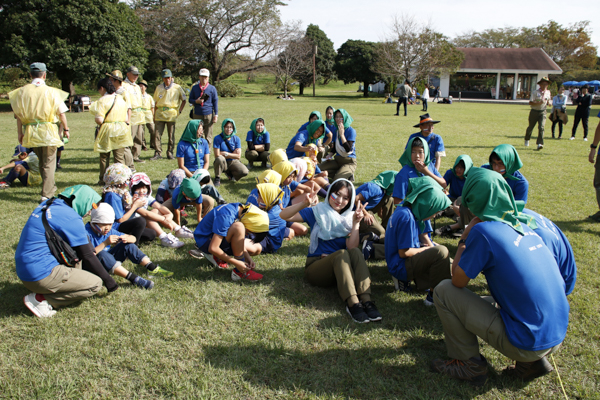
406, 113, 446, 171
245, 117, 271, 169
436, 155, 473, 237
318, 109, 358, 182
212, 118, 249, 185
245, 183, 287, 254
273, 160, 310, 238
482, 144, 528, 202
86, 203, 159, 287
176, 119, 211, 175
163, 177, 210, 228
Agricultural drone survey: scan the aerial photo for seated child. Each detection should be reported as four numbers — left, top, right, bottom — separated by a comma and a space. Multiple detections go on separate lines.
86, 203, 163, 285
245, 117, 271, 169
245, 183, 287, 254
191, 169, 226, 205
162, 177, 213, 227
435, 155, 473, 237
156, 169, 186, 204
191, 203, 269, 281
406, 114, 446, 171
130, 172, 195, 243
0, 145, 42, 189
385, 176, 452, 305
268, 148, 288, 167
297, 143, 330, 195
256, 169, 282, 186
273, 160, 310, 237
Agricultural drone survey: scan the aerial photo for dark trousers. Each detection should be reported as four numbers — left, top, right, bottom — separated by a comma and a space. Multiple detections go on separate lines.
396, 97, 408, 116
117, 217, 156, 244
572, 112, 589, 138
422, 99, 428, 111
551, 119, 563, 137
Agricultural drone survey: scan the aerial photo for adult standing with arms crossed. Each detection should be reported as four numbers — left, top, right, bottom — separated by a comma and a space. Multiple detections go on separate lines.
151, 69, 187, 160
9, 62, 69, 202
394, 79, 411, 117
189, 68, 218, 146
124, 66, 145, 163
571, 85, 593, 141
524, 77, 551, 150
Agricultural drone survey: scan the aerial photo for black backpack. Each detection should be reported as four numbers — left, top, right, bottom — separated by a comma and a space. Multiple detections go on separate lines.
41, 198, 80, 267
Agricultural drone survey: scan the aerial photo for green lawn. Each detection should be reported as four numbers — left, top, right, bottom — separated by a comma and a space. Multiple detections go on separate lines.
0, 82, 599, 399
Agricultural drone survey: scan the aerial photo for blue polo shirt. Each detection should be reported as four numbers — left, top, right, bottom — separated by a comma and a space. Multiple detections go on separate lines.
299, 208, 348, 258
392, 164, 443, 201
246, 189, 286, 251
176, 139, 210, 171
281, 181, 300, 208
481, 164, 529, 203
171, 186, 203, 210
331, 126, 357, 158
443, 169, 466, 199
286, 131, 309, 159
103, 192, 126, 221
15, 199, 90, 282
460, 222, 569, 351
246, 130, 270, 146
85, 223, 120, 250
194, 203, 240, 248
213, 134, 242, 153
406, 132, 445, 157
385, 206, 420, 282
522, 209, 576, 295
355, 182, 385, 211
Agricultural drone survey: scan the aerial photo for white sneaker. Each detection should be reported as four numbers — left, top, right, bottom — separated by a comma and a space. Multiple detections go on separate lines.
160, 233, 185, 248
175, 226, 194, 239
524, 140, 529, 147
570, 137, 575, 140
537, 144, 543, 150
203, 252, 217, 267
584, 138, 588, 141
40, 196, 49, 204
24, 293, 56, 318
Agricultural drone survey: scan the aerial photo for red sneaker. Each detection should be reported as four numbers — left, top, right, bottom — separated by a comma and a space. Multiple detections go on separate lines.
214, 257, 228, 269
231, 269, 263, 281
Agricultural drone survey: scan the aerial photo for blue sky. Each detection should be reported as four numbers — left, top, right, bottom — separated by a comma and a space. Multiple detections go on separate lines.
278, 0, 600, 52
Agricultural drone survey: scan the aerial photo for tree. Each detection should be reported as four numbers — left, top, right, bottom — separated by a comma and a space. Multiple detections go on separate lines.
375, 15, 464, 86
297, 24, 337, 93
453, 27, 523, 48
0, 0, 147, 96
274, 35, 312, 98
334, 40, 379, 97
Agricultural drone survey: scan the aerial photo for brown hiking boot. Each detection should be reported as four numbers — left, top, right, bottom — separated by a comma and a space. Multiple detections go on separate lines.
431, 355, 488, 386
503, 357, 553, 381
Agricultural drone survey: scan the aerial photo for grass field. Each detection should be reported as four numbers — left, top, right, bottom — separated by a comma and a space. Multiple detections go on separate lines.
0, 79, 599, 399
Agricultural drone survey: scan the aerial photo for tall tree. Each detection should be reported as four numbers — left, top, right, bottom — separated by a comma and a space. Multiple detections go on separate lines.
335, 40, 378, 97
305, 24, 336, 84
453, 27, 523, 48
375, 15, 464, 85
0, 0, 147, 96
274, 35, 312, 98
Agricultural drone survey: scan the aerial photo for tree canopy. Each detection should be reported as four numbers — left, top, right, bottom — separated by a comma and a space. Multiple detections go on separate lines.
306, 24, 336, 84
335, 40, 379, 97
0, 0, 148, 95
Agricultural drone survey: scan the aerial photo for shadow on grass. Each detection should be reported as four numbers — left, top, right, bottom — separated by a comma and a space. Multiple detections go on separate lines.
552, 218, 600, 236
202, 338, 527, 398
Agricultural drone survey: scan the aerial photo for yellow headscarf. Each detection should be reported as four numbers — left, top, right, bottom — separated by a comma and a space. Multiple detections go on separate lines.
256, 169, 282, 186
269, 149, 288, 166
305, 143, 318, 158
257, 183, 284, 211
272, 161, 296, 183
240, 204, 269, 233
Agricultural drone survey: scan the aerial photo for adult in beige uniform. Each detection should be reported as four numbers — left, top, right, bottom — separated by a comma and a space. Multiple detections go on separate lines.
124, 66, 145, 163
107, 70, 135, 169
151, 69, 187, 160
139, 80, 155, 150
9, 62, 70, 202
90, 78, 133, 185
524, 76, 551, 151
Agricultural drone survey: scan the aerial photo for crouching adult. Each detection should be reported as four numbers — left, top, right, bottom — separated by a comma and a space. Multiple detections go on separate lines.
16, 185, 119, 318
431, 168, 572, 386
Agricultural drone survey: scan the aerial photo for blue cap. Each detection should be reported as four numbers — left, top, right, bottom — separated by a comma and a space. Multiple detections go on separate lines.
29, 63, 47, 73
13, 144, 29, 157
161, 69, 173, 78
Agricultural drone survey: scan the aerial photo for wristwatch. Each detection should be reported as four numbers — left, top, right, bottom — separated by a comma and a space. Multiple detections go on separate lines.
458, 239, 466, 246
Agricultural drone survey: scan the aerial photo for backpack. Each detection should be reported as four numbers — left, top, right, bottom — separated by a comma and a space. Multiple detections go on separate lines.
41, 198, 80, 267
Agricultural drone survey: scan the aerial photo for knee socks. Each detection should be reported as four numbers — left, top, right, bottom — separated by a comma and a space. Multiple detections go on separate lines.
4, 168, 19, 184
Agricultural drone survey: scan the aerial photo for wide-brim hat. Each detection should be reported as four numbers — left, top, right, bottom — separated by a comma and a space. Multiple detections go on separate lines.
413, 113, 441, 128
106, 70, 124, 82
537, 76, 550, 84
139, 79, 148, 87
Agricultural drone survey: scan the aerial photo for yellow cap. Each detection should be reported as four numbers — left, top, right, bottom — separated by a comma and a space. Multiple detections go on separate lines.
255, 170, 282, 186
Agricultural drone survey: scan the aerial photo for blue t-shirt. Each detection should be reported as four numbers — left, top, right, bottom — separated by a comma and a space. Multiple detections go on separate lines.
355, 182, 385, 211
459, 222, 569, 351
443, 169, 466, 199
325, 121, 336, 143
286, 131, 309, 159
406, 132, 445, 158
103, 192, 126, 221
171, 186, 203, 210
245, 130, 270, 146
176, 139, 210, 171
332, 126, 357, 158
299, 208, 348, 258
85, 222, 120, 250
522, 209, 577, 295
392, 164, 443, 201
385, 207, 420, 282
246, 189, 286, 251
194, 203, 240, 248
482, 164, 529, 203
15, 199, 90, 282
213, 134, 242, 153
280, 181, 300, 208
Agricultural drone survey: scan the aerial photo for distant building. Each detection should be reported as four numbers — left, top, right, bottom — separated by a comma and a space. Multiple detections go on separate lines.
440, 48, 562, 100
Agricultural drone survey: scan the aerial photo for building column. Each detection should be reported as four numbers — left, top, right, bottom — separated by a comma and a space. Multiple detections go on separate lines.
513, 73, 519, 99
495, 72, 501, 100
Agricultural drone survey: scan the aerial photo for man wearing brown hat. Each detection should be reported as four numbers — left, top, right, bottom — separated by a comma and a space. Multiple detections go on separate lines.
524, 77, 551, 151
151, 69, 186, 160
124, 66, 145, 162
107, 70, 135, 169
139, 80, 155, 150
9, 63, 70, 202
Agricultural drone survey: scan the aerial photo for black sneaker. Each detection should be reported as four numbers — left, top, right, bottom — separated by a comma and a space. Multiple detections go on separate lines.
434, 225, 454, 237
424, 290, 434, 306
452, 229, 464, 238
346, 303, 370, 323
150, 154, 162, 161
393, 278, 412, 293
361, 232, 380, 243
214, 177, 221, 187
362, 240, 374, 261
247, 163, 253, 170
362, 301, 382, 322
503, 357, 553, 381
56, 163, 62, 170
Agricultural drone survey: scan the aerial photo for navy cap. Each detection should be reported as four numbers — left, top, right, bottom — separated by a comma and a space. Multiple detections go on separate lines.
13, 144, 29, 156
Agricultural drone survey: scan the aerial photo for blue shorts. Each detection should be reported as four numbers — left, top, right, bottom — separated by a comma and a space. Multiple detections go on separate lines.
197, 234, 233, 256
247, 232, 276, 254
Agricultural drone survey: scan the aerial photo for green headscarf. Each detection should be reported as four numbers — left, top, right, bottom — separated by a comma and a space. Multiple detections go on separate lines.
307, 120, 326, 144
334, 109, 354, 129
452, 154, 473, 178
220, 118, 237, 140
176, 178, 202, 204
250, 117, 265, 138
325, 106, 336, 124
402, 176, 451, 231
399, 137, 431, 168
371, 170, 398, 196
462, 167, 536, 235
180, 119, 204, 167
309, 111, 322, 121
59, 185, 102, 217
491, 144, 523, 181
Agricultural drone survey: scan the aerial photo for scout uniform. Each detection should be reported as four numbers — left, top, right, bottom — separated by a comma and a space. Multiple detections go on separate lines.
124, 66, 145, 161
152, 69, 186, 159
